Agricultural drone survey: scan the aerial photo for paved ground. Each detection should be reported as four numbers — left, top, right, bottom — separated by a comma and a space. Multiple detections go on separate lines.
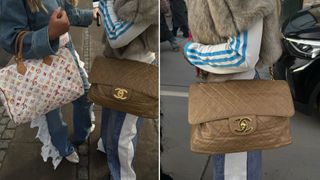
160, 37, 320, 180
0, 1, 158, 179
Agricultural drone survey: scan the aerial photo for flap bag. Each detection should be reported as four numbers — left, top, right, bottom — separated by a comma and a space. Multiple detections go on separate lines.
88, 56, 158, 119
189, 80, 294, 154
0, 31, 84, 124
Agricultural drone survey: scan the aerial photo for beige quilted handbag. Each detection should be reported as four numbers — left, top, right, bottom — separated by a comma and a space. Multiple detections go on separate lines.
0, 31, 84, 124
189, 80, 295, 154
88, 56, 158, 119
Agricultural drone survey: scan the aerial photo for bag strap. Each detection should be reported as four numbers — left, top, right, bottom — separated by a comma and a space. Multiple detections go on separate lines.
15, 31, 28, 61
14, 31, 28, 75
275, 0, 281, 17
269, 66, 275, 80
13, 31, 53, 74
269, 0, 281, 81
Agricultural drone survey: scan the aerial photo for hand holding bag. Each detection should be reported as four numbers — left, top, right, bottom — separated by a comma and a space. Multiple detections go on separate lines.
189, 80, 294, 154
88, 56, 158, 119
0, 31, 84, 124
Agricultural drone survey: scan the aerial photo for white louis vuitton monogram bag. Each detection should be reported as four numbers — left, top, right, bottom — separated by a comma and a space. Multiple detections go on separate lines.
0, 31, 84, 124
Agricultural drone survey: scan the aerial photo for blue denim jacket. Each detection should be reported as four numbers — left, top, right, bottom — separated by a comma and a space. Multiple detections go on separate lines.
0, 0, 93, 59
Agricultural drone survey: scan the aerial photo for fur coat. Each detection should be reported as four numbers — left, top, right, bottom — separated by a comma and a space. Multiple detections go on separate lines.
188, 0, 282, 68
104, 0, 158, 59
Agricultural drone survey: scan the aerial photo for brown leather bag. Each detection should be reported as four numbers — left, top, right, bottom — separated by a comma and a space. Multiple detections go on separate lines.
88, 56, 158, 119
189, 80, 294, 154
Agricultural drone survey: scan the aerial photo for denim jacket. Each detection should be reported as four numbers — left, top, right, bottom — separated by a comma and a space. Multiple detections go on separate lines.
0, 0, 93, 59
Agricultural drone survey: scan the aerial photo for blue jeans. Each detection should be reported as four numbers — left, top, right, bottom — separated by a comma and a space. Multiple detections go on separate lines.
72, 92, 93, 145
46, 108, 74, 157
45, 92, 93, 156
100, 108, 143, 180
45, 43, 93, 156
213, 151, 262, 180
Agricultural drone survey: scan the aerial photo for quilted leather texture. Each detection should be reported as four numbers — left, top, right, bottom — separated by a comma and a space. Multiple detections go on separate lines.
189, 80, 294, 154
88, 56, 158, 119
191, 116, 292, 154
189, 80, 295, 124
89, 56, 158, 98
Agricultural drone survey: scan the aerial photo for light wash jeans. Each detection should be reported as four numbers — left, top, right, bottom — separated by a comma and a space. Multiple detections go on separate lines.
100, 108, 143, 180
45, 42, 93, 156
213, 151, 262, 180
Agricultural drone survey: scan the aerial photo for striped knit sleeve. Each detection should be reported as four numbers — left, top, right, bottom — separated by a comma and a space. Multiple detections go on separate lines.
184, 19, 263, 74
99, 0, 151, 48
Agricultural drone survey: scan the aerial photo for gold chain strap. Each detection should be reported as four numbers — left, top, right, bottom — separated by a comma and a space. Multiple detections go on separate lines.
269, 66, 275, 80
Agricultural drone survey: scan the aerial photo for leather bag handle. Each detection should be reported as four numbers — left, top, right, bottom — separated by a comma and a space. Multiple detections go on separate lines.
14, 31, 53, 75
269, 66, 275, 80
14, 31, 28, 75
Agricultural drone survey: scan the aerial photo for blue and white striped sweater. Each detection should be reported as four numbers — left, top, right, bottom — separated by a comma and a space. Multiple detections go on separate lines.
99, 0, 133, 40
183, 19, 264, 75
98, 0, 152, 52
184, 31, 248, 67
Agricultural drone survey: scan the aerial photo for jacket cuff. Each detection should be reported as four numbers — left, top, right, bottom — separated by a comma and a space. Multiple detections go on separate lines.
31, 26, 59, 57
80, 10, 94, 26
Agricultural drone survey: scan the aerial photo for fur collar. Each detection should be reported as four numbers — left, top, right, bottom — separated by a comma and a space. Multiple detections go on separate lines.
114, 0, 158, 25
102, 0, 158, 60
188, 0, 282, 67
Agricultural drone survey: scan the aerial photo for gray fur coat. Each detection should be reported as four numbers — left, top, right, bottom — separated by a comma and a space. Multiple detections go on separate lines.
188, 0, 282, 68
103, 0, 158, 59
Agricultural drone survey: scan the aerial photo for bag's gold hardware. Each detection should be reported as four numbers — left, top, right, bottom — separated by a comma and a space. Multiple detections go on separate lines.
269, 66, 275, 80
234, 117, 254, 133
113, 88, 128, 100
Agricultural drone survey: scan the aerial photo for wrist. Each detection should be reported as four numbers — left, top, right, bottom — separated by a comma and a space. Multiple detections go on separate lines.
48, 27, 56, 41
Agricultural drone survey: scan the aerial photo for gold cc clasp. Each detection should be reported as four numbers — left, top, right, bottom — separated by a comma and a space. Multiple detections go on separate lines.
234, 117, 253, 133
113, 88, 128, 100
